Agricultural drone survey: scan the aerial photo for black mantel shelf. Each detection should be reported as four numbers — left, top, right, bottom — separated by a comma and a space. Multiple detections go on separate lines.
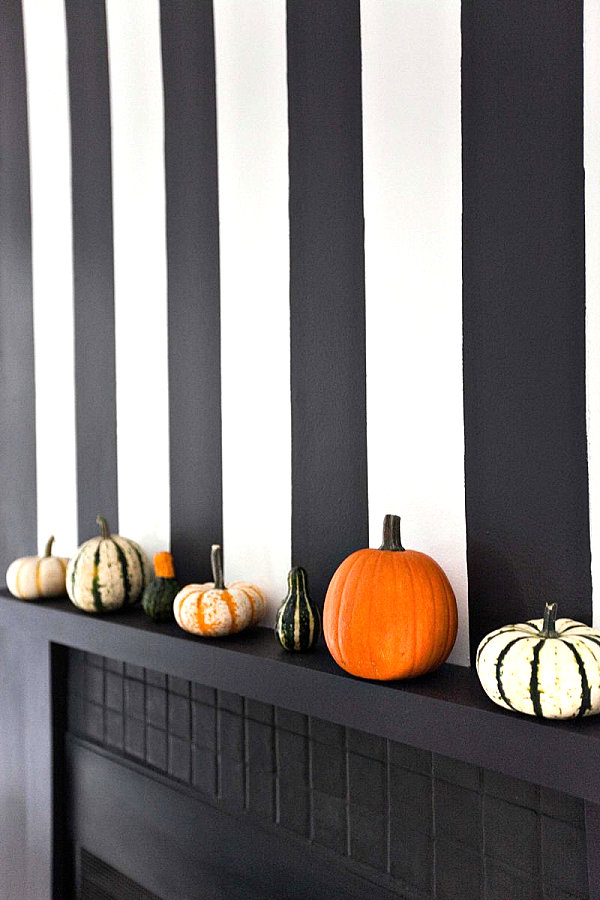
1, 589, 599, 804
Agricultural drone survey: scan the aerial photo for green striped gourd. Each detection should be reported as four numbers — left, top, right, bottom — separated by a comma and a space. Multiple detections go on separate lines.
476, 602, 600, 719
66, 515, 151, 614
275, 567, 321, 651
142, 551, 179, 622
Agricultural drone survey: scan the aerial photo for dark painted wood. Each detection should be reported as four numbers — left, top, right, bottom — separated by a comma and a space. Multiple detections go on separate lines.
52, 645, 71, 900
161, 0, 223, 584
462, 1, 591, 658
0, 632, 55, 900
67, 738, 399, 900
0, 0, 36, 574
0, 629, 68, 900
22, 635, 53, 900
65, 0, 118, 541
0, 631, 28, 899
586, 802, 600, 900
287, 0, 369, 606
2, 593, 600, 804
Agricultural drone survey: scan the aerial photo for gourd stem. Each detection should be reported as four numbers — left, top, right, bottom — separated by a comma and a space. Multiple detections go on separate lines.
44, 536, 55, 557
380, 514, 405, 551
542, 602, 558, 637
211, 544, 225, 590
96, 515, 110, 540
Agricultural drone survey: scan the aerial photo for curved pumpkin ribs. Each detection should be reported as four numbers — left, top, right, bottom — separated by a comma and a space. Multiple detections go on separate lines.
476, 601, 600, 719
173, 544, 266, 638
323, 514, 458, 681
6, 533, 70, 601
66, 515, 150, 614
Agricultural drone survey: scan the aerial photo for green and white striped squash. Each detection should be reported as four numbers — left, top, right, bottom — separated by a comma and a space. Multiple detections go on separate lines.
275, 566, 321, 651
476, 602, 600, 719
66, 515, 151, 614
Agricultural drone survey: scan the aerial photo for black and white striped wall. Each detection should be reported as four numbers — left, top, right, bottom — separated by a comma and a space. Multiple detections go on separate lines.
1, 0, 598, 665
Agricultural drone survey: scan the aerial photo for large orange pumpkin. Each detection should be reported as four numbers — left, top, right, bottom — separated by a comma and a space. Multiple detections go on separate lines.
323, 514, 457, 680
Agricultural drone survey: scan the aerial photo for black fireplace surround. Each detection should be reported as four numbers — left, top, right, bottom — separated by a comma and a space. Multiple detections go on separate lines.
0, 591, 598, 900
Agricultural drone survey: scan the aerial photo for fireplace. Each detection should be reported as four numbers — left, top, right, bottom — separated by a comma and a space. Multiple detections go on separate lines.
0, 592, 598, 899
65, 648, 591, 900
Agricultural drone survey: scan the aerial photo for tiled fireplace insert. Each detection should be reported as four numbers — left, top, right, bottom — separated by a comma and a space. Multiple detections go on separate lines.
68, 649, 589, 900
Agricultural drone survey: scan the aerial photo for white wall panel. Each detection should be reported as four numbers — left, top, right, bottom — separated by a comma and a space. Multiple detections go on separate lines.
362, 0, 469, 663
106, 0, 170, 557
214, 0, 291, 622
22, 0, 77, 558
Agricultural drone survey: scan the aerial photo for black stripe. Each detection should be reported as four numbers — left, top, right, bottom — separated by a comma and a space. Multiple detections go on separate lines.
563, 639, 593, 717
476, 626, 514, 665
71, 552, 78, 596
281, 594, 298, 647
0, 0, 36, 571
560, 623, 586, 633
287, 0, 368, 606
160, 0, 223, 584
65, 0, 118, 543
111, 539, 131, 606
462, 1, 591, 659
529, 640, 545, 718
91, 544, 104, 612
582, 634, 600, 653
495, 637, 525, 711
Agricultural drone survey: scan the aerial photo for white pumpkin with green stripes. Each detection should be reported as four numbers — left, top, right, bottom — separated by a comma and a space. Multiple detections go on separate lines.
476, 602, 600, 719
66, 515, 151, 613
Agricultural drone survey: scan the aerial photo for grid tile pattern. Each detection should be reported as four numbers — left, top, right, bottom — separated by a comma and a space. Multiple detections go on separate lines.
68, 650, 589, 899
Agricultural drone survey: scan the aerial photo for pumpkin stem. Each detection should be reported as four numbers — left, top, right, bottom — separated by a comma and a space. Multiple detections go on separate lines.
380, 514, 405, 551
541, 602, 559, 637
211, 544, 225, 590
96, 515, 110, 540
44, 535, 55, 557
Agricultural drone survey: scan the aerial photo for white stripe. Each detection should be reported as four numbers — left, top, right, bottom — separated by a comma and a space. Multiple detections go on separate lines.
105, 0, 170, 557
22, 0, 77, 559
214, 0, 291, 624
361, 0, 469, 664
585, 1, 600, 629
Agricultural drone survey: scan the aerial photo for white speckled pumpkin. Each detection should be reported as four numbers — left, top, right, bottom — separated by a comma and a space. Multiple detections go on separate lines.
6, 536, 69, 599
66, 515, 151, 613
174, 544, 266, 637
476, 602, 600, 719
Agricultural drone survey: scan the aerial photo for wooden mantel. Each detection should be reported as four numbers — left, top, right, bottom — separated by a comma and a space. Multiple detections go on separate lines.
0, 590, 599, 899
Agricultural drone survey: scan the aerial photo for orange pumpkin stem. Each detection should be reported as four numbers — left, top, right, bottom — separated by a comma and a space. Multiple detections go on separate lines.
379, 514, 405, 551
154, 551, 175, 579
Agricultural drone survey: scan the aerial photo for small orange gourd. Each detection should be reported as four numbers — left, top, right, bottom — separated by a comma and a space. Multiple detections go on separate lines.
323, 514, 457, 680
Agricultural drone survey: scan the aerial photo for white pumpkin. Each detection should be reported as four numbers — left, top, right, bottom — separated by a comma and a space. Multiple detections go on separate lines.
174, 544, 266, 637
476, 602, 600, 719
6, 536, 69, 599
67, 515, 151, 613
